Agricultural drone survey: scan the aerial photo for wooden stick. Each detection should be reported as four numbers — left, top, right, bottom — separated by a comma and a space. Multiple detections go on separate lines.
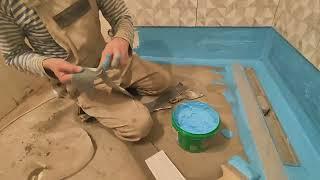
233, 64, 287, 180
218, 164, 245, 180
245, 68, 299, 166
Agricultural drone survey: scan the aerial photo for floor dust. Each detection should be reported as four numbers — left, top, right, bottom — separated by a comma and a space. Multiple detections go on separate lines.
31, 106, 75, 133
0, 65, 246, 180
146, 65, 246, 180
24, 143, 33, 155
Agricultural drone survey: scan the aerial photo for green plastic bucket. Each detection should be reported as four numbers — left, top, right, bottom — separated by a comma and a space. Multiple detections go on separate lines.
172, 101, 220, 153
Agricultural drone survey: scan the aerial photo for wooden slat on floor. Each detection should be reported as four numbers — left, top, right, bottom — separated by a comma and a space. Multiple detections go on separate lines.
233, 64, 287, 180
245, 68, 299, 166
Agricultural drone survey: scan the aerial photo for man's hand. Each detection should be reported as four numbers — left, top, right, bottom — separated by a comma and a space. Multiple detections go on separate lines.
100, 37, 130, 68
43, 58, 82, 84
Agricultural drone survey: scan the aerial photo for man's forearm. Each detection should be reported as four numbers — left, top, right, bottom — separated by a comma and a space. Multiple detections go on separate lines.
0, 12, 51, 78
3, 48, 52, 77
97, 0, 134, 47
113, 16, 134, 48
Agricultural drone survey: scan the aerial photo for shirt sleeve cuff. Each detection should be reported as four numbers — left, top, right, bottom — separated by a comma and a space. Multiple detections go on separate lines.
114, 29, 134, 49
35, 55, 57, 80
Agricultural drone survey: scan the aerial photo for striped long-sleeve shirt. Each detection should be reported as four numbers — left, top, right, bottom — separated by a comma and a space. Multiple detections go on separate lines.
0, 0, 134, 77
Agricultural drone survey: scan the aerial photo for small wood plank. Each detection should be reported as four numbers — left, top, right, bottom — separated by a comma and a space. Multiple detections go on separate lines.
245, 68, 267, 97
145, 150, 186, 180
245, 68, 299, 166
265, 111, 299, 166
218, 164, 246, 180
232, 64, 287, 180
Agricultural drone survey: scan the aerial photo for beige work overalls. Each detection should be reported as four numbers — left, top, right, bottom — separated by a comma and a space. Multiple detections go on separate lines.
24, 0, 170, 141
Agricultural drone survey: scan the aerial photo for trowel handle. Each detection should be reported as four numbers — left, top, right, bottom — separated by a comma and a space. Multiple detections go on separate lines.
102, 54, 112, 70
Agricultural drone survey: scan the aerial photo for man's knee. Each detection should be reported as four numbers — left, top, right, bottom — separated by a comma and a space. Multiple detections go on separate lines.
137, 67, 171, 95
151, 69, 171, 94
134, 116, 153, 141
113, 104, 153, 142
114, 118, 153, 142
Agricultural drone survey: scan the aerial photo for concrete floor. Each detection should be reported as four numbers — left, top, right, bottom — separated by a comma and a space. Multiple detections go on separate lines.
0, 65, 246, 180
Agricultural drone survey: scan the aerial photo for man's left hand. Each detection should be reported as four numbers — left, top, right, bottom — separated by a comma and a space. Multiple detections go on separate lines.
100, 37, 130, 68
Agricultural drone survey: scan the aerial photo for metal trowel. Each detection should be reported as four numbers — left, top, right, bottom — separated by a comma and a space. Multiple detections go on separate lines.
169, 89, 204, 104
144, 83, 205, 112
72, 54, 134, 98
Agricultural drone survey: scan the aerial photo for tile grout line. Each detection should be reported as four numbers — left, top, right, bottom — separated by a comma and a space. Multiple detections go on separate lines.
195, 0, 199, 26
310, 39, 320, 61
272, 0, 281, 26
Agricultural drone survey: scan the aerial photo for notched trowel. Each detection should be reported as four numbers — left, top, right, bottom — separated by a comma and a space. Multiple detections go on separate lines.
72, 54, 133, 98
145, 82, 205, 112
169, 89, 204, 104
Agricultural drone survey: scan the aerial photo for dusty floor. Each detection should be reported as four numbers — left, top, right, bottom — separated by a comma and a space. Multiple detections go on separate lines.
0, 65, 246, 180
